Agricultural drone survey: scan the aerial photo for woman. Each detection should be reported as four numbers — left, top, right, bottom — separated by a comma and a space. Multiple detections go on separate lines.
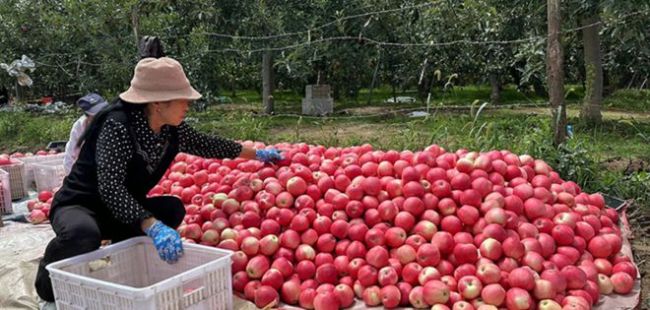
35, 57, 281, 303
62, 93, 109, 175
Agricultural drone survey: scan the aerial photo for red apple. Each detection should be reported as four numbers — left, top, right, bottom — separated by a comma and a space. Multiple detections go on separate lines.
333, 284, 355, 308
587, 235, 612, 258
476, 262, 501, 284
408, 286, 427, 309
481, 283, 506, 306
380, 285, 401, 308
508, 267, 535, 291
378, 266, 399, 287
246, 255, 270, 279
505, 288, 533, 310
597, 273, 614, 295
453, 243, 479, 265
610, 272, 634, 294
281, 280, 301, 305
261, 268, 284, 290
254, 285, 279, 308
315, 263, 337, 285
416, 243, 441, 267
561, 265, 587, 290
299, 288, 318, 309
364, 245, 389, 268
358, 265, 379, 287
270, 257, 293, 278
537, 299, 562, 310
385, 227, 407, 248
458, 275, 483, 300
314, 291, 340, 310
533, 279, 555, 300
594, 258, 613, 275
232, 271, 249, 293
479, 238, 503, 261
296, 260, 317, 281
362, 285, 382, 306
612, 261, 638, 279
422, 280, 450, 305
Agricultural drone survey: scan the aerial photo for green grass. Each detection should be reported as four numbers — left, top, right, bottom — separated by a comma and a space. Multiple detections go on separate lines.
574, 119, 650, 160
0, 111, 77, 152
188, 107, 647, 162
603, 89, 650, 112
209, 84, 587, 114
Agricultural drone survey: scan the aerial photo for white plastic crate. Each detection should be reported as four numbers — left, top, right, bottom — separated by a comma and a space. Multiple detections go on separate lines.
33, 160, 66, 192
21, 154, 65, 190
47, 237, 233, 310
0, 169, 11, 214
0, 160, 27, 200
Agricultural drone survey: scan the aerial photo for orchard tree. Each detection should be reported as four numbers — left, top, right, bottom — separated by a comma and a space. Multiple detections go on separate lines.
547, 0, 567, 146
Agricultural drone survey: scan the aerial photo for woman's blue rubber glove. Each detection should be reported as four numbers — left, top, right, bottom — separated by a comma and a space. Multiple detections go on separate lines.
255, 148, 283, 163
144, 220, 184, 263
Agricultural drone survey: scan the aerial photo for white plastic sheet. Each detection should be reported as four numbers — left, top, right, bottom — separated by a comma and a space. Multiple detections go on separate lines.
0, 222, 55, 309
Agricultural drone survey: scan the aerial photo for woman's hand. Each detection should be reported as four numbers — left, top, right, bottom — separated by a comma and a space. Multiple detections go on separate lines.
255, 148, 283, 163
144, 219, 184, 263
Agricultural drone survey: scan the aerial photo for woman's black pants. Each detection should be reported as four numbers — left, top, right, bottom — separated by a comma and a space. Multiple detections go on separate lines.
35, 196, 185, 302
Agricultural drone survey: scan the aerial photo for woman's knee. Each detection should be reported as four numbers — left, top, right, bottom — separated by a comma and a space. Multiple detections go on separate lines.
168, 197, 186, 228
52, 205, 102, 246
65, 221, 102, 249
145, 196, 185, 228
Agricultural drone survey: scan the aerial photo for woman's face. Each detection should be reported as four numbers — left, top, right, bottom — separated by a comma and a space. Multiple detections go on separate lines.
157, 99, 190, 126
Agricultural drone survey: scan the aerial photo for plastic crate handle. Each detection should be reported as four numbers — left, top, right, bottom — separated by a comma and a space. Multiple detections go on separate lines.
182, 282, 206, 307
56, 299, 88, 310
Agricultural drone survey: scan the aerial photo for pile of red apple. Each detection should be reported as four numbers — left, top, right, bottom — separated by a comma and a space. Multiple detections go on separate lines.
0, 153, 18, 166
25, 190, 54, 224
150, 142, 638, 310
1, 150, 60, 165
1, 150, 60, 221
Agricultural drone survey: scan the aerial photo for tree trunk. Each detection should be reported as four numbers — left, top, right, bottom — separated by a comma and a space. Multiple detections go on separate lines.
0, 87, 8, 105
489, 73, 501, 104
131, 4, 140, 49
602, 68, 612, 96
262, 50, 274, 114
547, 0, 567, 146
532, 77, 547, 97
367, 51, 381, 105
270, 61, 276, 93
509, 65, 524, 93
580, 15, 603, 123
15, 81, 23, 104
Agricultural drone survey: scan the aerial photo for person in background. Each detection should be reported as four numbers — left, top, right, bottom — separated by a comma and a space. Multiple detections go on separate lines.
63, 93, 109, 175
139, 35, 165, 60
35, 56, 282, 304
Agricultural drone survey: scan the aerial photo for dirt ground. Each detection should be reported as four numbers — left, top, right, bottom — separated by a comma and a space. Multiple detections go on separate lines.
270, 123, 382, 144
515, 107, 650, 122
629, 207, 650, 309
